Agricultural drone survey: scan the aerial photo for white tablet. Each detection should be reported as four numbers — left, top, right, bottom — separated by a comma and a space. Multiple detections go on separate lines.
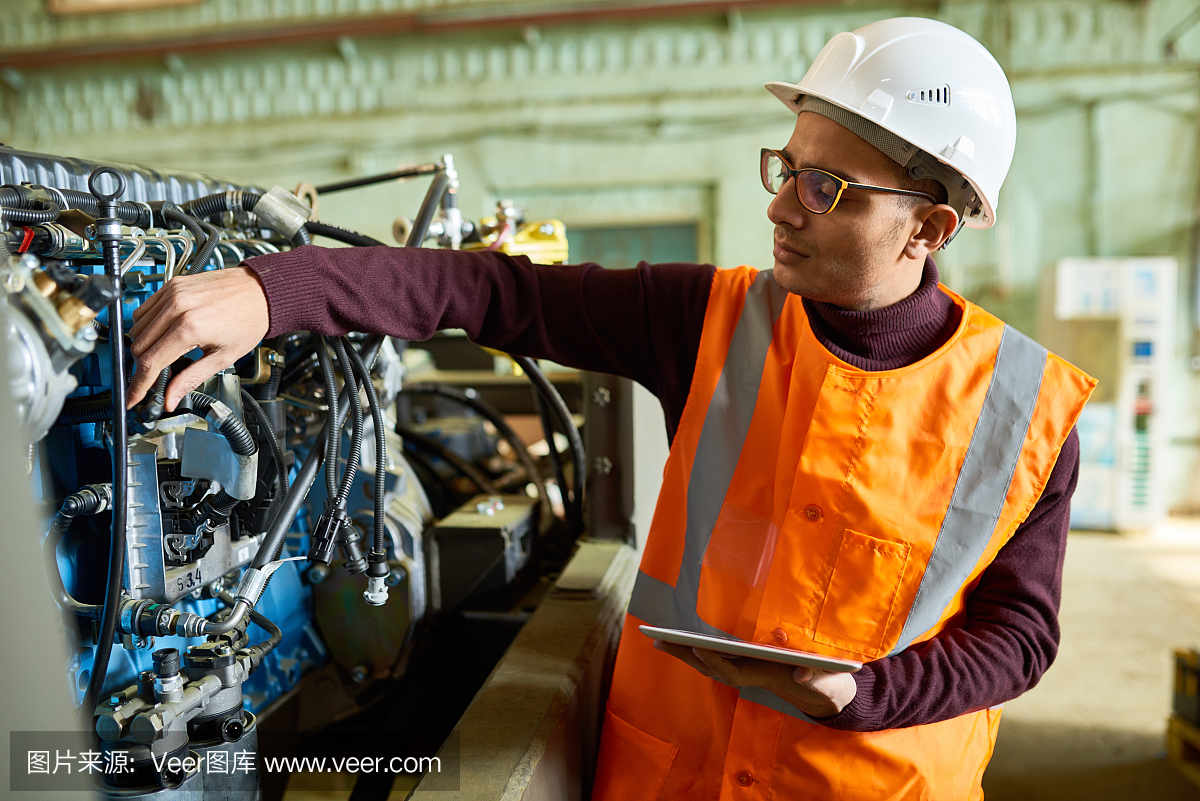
639, 625, 862, 673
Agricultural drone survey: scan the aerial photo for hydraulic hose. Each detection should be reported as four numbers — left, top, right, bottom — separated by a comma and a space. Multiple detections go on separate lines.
185, 391, 257, 457
515, 356, 586, 538
216, 591, 282, 670
241, 389, 289, 495
394, 420, 496, 494
1, 204, 60, 225
330, 337, 363, 510
406, 171, 451, 248
85, 167, 129, 715
315, 336, 340, 501
398, 382, 550, 527
251, 335, 383, 570
0, 185, 149, 226
291, 226, 312, 247
304, 221, 386, 248
185, 220, 221, 276
43, 484, 111, 618
314, 163, 439, 195
533, 389, 574, 531
181, 191, 261, 221
56, 394, 115, 426
344, 342, 387, 553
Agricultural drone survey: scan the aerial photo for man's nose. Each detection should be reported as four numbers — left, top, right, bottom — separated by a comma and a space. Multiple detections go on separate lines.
767, 182, 805, 228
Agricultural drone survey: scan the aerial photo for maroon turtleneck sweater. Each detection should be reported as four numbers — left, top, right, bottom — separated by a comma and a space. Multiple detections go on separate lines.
246, 245, 1078, 731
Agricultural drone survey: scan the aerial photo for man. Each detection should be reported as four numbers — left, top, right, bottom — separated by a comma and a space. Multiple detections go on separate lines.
128, 17, 1094, 799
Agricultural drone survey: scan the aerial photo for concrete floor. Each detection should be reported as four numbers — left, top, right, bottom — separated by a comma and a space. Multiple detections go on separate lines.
983, 519, 1200, 800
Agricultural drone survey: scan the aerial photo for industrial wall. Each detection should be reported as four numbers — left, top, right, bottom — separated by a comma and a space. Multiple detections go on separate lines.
4, 0, 1200, 510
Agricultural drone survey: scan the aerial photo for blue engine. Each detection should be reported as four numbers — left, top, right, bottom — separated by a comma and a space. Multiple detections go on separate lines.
0, 144, 549, 799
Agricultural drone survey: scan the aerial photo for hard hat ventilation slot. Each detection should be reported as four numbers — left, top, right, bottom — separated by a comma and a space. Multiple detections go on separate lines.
907, 85, 951, 106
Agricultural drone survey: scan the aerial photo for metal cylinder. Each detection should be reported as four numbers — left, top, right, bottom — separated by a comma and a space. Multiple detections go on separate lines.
189, 711, 262, 801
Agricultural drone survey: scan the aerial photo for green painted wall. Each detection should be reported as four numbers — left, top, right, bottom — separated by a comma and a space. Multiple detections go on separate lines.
5, 0, 1200, 510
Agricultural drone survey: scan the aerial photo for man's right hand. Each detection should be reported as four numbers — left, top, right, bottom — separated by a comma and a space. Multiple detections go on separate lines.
127, 266, 270, 412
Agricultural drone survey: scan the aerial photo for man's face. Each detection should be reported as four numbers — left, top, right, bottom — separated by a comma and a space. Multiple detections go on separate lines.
767, 112, 923, 310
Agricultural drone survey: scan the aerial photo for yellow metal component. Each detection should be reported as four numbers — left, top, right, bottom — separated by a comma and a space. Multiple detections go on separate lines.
54, 296, 98, 333
465, 219, 568, 264
242, 346, 283, 385
32, 269, 58, 299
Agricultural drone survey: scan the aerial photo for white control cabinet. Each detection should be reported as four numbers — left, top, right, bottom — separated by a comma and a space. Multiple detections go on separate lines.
1054, 258, 1176, 531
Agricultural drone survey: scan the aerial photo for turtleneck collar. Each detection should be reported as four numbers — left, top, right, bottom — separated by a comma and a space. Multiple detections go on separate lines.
800, 257, 962, 372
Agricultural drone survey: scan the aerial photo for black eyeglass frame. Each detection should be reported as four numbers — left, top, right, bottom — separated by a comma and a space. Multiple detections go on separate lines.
760, 148, 939, 214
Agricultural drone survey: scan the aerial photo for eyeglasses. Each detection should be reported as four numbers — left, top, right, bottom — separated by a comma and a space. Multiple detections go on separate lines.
760, 148, 938, 215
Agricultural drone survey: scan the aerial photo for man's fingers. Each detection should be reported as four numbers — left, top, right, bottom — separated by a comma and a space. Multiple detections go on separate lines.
652, 640, 715, 678
164, 354, 230, 411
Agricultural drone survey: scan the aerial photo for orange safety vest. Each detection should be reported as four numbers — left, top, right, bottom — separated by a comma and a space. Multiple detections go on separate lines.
593, 266, 1095, 801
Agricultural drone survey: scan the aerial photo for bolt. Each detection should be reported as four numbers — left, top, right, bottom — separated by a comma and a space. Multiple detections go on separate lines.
350, 665, 369, 683
386, 568, 404, 587
131, 712, 164, 743
539, 223, 555, 235
593, 456, 613, 475
307, 564, 330, 584
3, 271, 24, 293
216, 645, 234, 657
592, 387, 612, 407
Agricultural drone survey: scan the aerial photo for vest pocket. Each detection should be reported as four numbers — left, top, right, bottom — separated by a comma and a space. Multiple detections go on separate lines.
813, 529, 911, 657
593, 707, 678, 801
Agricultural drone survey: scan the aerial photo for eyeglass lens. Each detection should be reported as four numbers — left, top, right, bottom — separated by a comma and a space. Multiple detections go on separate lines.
762, 151, 840, 213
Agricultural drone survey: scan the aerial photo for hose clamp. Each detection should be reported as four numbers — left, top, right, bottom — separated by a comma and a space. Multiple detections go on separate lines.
251, 186, 312, 240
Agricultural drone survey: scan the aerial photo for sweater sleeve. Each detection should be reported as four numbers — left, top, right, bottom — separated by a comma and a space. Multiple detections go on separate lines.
818, 427, 1080, 731
243, 244, 716, 441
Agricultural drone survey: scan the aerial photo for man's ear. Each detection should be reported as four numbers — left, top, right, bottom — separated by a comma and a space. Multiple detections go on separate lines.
902, 205, 960, 259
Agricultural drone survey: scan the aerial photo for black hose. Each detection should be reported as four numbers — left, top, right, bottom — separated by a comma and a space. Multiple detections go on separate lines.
406, 171, 451, 248
144, 367, 171, 423
401, 447, 459, 509
533, 389, 573, 528
514, 356, 586, 538
241, 389, 290, 495
55, 394, 115, 426
161, 203, 207, 267
314, 163, 439, 195
181, 191, 261, 221
304, 221, 386, 248
315, 337, 340, 501
344, 342, 387, 553
185, 220, 221, 276
2, 204, 60, 225
43, 486, 109, 618
330, 337, 363, 510
0, 185, 148, 226
394, 421, 496, 495
255, 336, 286, 402
186, 391, 257, 457
511, 357, 585, 534
85, 167, 128, 715
291, 226, 312, 247
398, 382, 550, 525
277, 340, 318, 395
251, 336, 383, 569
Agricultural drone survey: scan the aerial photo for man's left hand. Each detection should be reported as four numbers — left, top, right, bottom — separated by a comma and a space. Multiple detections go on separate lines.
653, 640, 857, 719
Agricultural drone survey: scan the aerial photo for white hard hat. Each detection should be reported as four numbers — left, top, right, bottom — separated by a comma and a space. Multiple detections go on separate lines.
765, 17, 1016, 229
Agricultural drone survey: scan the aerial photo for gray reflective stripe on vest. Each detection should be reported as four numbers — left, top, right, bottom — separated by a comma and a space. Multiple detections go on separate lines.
888, 324, 1047, 656
627, 269, 788, 635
